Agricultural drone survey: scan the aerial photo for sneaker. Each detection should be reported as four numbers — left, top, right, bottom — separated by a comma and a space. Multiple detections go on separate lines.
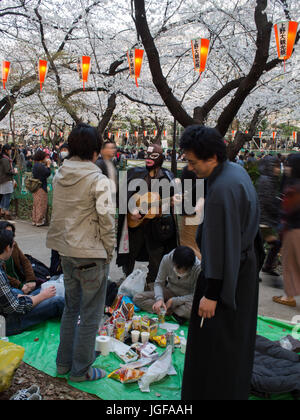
262, 268, 280, 277
10, 384, 41, 400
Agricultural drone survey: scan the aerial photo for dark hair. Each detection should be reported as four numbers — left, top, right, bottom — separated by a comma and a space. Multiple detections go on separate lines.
1, 144, 11, 158
0, 221, 15, 237
68, 123, 102, 160
0, 230, 14, 254
60, 143, 70, 152
180, 125, 227, 163
33, 150, 47, 162
173, 246, 196, 270
102, 140, 116, 149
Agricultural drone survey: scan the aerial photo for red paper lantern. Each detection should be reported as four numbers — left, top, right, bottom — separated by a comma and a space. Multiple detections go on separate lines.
78, 56, 91, 90
154, 130, 157, 137
274, 21, 298, 71
2, 61, 11, 90
38, 59, 48, 91
272, 132, 277, 140
259, 131, 263, 138
191, 38, 210, 76
127, 48, 144, 87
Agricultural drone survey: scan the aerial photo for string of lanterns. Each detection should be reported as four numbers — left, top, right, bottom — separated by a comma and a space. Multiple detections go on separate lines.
1, 21, 298, 92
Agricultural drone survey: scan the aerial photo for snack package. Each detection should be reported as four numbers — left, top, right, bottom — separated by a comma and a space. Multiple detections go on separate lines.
132, 316, 141, 331
111, 295, 124, 311
115, 319, 126, 342
152, 334, 181, 348
149, 318, 159, 339
141, 316, 151, 333
108, 367, 146, 384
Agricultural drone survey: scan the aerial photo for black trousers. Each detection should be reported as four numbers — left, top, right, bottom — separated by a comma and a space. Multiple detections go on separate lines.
123, 222, 165, 284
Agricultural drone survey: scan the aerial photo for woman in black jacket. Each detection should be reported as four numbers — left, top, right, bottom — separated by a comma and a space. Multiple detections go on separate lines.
32, 150, 51, 227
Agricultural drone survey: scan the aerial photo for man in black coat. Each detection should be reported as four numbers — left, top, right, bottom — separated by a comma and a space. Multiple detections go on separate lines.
116, 144, 178, 284
180, 126, 260, 401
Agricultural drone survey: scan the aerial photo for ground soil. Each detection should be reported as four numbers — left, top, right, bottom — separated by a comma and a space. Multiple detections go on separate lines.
0, 362, 99, 400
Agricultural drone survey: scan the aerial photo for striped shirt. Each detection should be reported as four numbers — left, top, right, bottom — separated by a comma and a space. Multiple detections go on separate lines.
0, 261, 33, 316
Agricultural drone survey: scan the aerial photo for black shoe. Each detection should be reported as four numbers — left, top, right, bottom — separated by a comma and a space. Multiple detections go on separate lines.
262, 268, 280, 277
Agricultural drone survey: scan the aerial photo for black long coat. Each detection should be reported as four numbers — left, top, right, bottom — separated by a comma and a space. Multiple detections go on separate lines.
182, 161, 261, 400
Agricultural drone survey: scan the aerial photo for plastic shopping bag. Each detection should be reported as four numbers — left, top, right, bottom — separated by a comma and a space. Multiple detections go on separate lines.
0, 340, 25, 392
118, 268, 148, 298
138, 345, 177, 393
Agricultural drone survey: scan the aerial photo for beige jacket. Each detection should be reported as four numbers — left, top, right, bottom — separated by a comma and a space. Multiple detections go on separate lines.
46, 158, 115, 261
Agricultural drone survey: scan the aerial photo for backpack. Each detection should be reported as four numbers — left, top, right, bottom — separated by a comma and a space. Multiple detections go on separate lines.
25, 176, 42, 194
25, 254, 51, 282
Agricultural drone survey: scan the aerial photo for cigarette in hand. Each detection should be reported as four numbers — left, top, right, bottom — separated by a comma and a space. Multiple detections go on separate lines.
200, 317, 204, 328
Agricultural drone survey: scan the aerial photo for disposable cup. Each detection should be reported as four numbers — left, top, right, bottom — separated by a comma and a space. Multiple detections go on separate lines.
141, 332, 150, 344
131, 330, 140, 344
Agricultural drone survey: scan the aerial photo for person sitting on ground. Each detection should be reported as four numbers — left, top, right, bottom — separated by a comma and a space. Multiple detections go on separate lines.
0, 230, 64, 336
133, 246, 201, 323
0, 221, 44, 294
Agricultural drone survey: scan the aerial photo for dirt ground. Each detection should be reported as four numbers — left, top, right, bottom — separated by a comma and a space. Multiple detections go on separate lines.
0, 362, 99, 400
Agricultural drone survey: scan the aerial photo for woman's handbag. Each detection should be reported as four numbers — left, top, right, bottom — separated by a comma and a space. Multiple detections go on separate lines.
25, 177, 42, 193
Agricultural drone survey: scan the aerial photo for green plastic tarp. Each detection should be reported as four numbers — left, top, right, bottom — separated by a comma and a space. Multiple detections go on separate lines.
8, 315, 299, 400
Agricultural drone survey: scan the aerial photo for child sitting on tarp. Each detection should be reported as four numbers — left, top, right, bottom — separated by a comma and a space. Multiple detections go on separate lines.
0, 230, 64, 336
133, 246, 201, 323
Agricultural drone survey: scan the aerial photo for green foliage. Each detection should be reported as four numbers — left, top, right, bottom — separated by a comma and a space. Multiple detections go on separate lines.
244, 162, 260, 188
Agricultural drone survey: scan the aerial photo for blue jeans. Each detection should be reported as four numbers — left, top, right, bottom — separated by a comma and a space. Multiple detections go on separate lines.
0, 193, 12, 211
6, 289, 65, 336
56, 257, 108, 378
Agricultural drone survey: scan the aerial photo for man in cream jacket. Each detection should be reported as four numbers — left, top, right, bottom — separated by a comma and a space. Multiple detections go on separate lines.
46, 123, 115, 383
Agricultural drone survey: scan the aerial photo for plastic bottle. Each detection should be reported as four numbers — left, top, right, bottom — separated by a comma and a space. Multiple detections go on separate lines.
0, 315, 8, 342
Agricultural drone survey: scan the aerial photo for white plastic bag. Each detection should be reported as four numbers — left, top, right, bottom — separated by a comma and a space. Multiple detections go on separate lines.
138, 345, 177, 393
41, 275, 65, 298
118, 268, 148, 298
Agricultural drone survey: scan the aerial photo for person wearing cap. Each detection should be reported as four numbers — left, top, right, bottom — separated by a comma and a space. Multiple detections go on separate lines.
117, 143, 178, 285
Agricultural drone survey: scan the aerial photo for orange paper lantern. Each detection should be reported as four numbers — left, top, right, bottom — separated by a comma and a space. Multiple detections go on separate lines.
38, 59, 48, 91
127, 48, 144, 87
78, 56, 91, 90
273, 132, 277, 140
259, 132, 263, 138
2, 61, 11, 90
274, 21, 298, 70
191, 38, 210, 75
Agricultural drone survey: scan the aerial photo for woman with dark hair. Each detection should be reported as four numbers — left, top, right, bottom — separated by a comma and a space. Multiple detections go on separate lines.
0, 144, 16, 220
32, 150, 51, 227
273, 153, 300, 307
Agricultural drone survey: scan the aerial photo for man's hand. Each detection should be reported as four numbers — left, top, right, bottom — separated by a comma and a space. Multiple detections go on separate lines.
22, 282, 36, 295
152, 299, 167, 315
166, 298, 173, 315
40, 286, 56, 300
198, 297, 217, 319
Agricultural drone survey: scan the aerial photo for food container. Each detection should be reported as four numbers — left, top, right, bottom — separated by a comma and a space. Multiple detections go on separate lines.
132, 316, 141, 331
115, 319, 126, 342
